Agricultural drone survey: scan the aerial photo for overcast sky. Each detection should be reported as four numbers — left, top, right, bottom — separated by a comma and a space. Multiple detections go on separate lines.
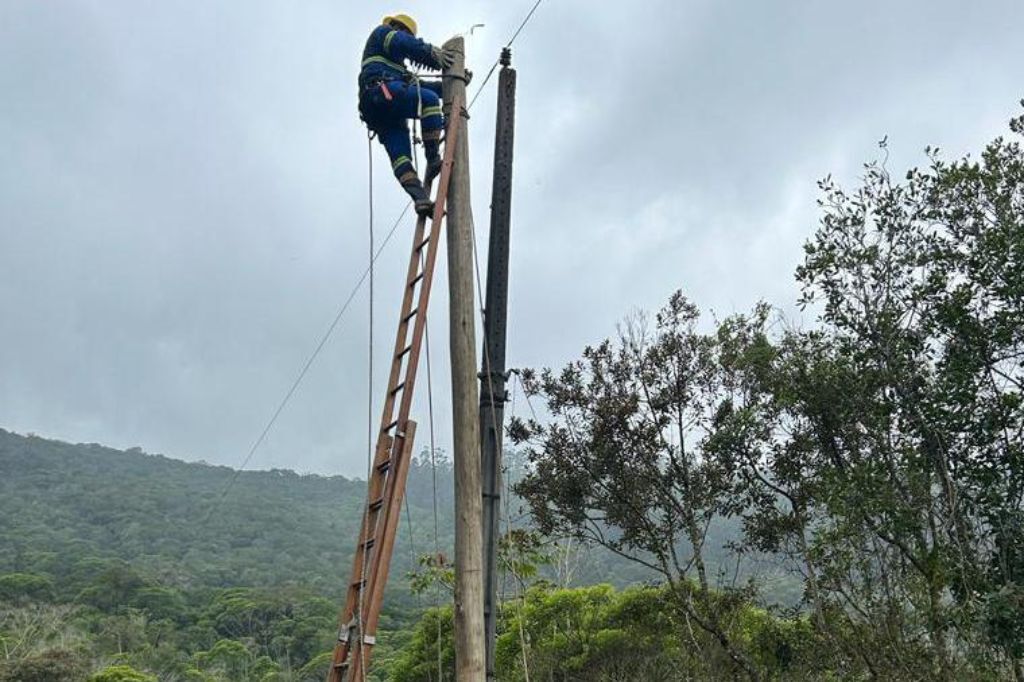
2, 0, 1022, 477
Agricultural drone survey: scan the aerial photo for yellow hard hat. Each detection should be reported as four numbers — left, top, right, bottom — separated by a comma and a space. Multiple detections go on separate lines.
383, 13, 418, 36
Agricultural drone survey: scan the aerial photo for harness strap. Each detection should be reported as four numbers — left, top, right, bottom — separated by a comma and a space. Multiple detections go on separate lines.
361, 55, 407, 74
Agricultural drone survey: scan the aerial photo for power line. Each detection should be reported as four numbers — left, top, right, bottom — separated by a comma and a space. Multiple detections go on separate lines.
506, 0, 545, 49
356, 131, 377, 681
208, 201, 411, 512
468, 0, 545, 110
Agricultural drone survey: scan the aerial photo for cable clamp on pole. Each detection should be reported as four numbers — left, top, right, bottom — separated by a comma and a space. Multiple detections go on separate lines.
442, 73, 472, 84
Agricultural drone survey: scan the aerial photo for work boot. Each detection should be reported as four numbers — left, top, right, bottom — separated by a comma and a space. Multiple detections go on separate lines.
424, 156, 443, 185
401, 178, 434, 217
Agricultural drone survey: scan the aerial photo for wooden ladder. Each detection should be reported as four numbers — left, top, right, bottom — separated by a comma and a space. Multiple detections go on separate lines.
327, 93, 463, 682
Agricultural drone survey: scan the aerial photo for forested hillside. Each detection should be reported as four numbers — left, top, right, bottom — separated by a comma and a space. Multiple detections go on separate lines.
0, 428, 672, 601
0, 428, 697, 680
0, 428, 435, 599
0, 428, 439, 679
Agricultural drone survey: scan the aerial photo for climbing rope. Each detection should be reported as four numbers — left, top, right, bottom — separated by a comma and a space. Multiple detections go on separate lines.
424, 311, 445, 682
355, 131, 377, 682
504, 376, 532, 681
509, 372, 536, 680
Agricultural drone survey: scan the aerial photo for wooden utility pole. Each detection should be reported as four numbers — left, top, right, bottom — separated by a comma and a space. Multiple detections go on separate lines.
480, 47, 516, 681
442, 35, 486, 680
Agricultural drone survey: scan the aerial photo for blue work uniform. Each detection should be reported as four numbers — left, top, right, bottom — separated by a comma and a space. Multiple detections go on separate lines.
358, 25, 445, 182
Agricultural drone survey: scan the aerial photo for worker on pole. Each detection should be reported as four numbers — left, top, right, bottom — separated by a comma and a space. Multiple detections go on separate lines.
358, 14, 457, 217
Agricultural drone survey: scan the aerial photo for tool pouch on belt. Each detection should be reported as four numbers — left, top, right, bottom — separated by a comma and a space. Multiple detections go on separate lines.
358, 80, 393, 122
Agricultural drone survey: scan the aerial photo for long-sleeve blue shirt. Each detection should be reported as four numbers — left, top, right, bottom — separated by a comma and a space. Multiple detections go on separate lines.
359, 25, 442, 89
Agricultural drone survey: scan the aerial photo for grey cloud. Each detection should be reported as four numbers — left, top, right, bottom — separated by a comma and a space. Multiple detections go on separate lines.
1, 0, 1021, 477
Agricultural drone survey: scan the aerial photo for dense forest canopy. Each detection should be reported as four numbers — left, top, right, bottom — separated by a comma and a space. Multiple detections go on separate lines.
0, 429, 693, 680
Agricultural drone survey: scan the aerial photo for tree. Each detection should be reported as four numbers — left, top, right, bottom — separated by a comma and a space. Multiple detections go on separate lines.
88, 664, 158, 682
0, 574, 54, 605
77, 563, 151, 613
0, 648, 88, 682
192, 638, 280, 681
786, 105, 1023, 680
0, 604, 81, 662
511, 296, 768, 680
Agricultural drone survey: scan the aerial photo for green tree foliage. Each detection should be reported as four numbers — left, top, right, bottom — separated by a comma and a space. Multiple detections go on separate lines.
0, 648, 88, 682
390, 583, 828, 681
0, 575, 54, 606
0, 603, 82, 663
792, 111, 1024, 676
88, 664, 158, 682
511, 294, 773, 679
386, 606, 456, 681
190, 638, 281, 681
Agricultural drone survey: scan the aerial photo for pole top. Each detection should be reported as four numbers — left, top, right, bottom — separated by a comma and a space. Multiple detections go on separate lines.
442, 35, 468, 83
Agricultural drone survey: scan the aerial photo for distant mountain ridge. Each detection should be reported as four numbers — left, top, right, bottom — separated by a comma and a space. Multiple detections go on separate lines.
0, 427, 445, 607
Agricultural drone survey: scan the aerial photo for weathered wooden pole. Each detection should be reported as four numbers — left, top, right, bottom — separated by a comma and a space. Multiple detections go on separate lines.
480, 47, 516, 681
442, 35, 486, 680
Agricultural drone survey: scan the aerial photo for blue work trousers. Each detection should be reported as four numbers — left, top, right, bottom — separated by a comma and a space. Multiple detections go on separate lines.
360, 79, 444, 179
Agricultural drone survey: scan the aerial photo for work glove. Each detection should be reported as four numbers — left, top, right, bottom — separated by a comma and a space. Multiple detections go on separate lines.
431, 45, 457, 70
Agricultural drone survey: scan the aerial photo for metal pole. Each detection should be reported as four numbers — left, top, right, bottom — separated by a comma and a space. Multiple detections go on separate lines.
480, 47, 516, 681
442, 35, 486, 681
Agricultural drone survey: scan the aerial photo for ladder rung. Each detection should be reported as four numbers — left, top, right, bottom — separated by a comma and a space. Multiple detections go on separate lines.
415, 236, 430, 252
384, 419, 399, 432
352, 578, 367, 589
409, 272, 425, 288
396, 344, 413, 359
362, 537, 376, 550
369, 497, 385, 511
402, 308, 419, 324
390, 381, 406, 396
376, 458, 392, 473
334, 660, 350, 670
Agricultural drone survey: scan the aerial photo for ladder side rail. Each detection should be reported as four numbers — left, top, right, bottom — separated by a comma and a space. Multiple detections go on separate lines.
351, 420, 419, 678
377, 217, 430, 434
329, 434, 393, 673
377, 92, 462, 437
391, 92, 463, 431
